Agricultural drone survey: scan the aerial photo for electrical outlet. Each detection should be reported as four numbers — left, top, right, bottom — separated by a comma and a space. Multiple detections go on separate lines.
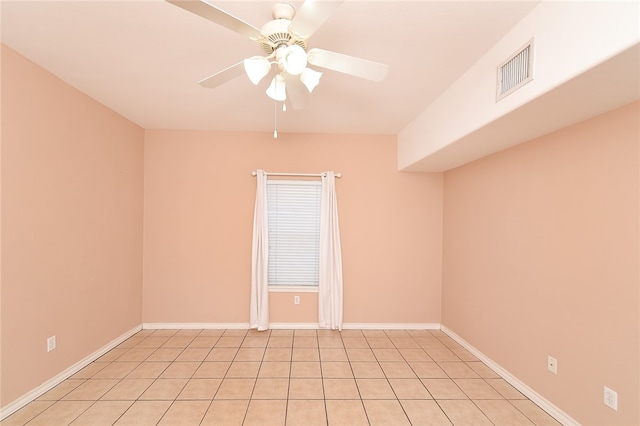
547, 356, 557, 374
47, 336, 56, 352
604, 386, 618, 410
293, 295, 300, 305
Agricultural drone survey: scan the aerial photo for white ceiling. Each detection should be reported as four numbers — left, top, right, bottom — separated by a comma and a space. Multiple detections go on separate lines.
1, 0, 541, 135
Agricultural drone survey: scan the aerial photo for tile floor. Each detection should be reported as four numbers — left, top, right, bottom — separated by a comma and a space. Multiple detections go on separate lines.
2, 328, 562, 426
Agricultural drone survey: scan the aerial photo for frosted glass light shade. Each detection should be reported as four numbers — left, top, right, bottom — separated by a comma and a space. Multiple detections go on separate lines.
300, 68, 322, 93
280, 45, 308, 76
266, 75, 287, 101
244, 56, 271, 85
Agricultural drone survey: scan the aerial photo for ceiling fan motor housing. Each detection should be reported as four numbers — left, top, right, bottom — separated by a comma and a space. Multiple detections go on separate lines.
259, 18, 307, 55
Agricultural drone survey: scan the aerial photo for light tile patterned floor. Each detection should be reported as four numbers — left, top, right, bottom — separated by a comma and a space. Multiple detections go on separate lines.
2, 329, 562, 425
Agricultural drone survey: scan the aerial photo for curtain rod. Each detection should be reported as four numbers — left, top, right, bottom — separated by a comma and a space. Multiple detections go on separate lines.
251, 171, 341, 178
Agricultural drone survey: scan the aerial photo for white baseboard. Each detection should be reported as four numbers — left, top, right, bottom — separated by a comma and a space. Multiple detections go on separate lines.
270, 323, 319, 329
272, 323, 441, 330
0, 324, 142, 421
142, 322, 250, 330
441, 325, 579, 426
142, 322, 441, 330
343, 322, 441, 330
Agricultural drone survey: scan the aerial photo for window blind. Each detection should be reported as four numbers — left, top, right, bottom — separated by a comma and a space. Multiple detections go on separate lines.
267, 180, 321, 286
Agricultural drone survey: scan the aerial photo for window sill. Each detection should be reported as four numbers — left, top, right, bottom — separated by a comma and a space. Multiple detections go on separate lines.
269, 285, 319, 293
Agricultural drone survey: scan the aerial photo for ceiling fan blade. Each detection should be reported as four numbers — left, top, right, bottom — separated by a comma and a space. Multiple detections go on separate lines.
198, 61, 246, 88
307, 48, 389, 82
284, 74, 310, 110
290, 0, 343, 39
167, 0, 262, 40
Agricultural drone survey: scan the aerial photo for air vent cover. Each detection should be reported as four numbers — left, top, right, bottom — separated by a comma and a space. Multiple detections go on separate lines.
497, 39, 534, 101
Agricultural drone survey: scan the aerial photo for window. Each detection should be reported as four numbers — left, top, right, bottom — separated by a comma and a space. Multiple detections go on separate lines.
266, 179, 321, 288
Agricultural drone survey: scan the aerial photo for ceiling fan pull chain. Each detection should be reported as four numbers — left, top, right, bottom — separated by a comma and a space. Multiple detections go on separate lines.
273, 101, 278, 139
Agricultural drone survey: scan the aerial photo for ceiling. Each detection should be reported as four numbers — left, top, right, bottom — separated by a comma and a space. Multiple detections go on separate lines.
1, 0, 540, 135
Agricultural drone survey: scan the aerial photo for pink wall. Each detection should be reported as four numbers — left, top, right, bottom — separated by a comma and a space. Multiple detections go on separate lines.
7, 40, 637, 425
1, 46, 144, 407
143, 130, 443, 325
442, 102, 639, 425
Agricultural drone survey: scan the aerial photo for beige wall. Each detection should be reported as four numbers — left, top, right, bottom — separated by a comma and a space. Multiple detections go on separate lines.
143, 130, 443, 325
442, 102, 639, 425
1, 46, 144, 406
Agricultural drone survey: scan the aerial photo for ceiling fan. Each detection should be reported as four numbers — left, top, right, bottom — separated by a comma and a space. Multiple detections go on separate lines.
167, 0, 390, 109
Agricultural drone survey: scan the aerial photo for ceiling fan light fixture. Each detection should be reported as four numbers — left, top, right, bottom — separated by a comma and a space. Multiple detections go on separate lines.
166, 0, 391, 110
280, 44, 308, 76
266, 74, 287, 101
244, 56, 271, 85
300, 68, 322, 93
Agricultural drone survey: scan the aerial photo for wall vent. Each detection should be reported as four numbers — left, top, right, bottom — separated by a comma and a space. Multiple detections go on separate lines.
497, 39, 534, 101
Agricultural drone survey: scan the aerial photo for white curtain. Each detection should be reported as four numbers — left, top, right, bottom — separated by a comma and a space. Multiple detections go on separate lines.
318, 171, 344, 330
250, 170, 269, 331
